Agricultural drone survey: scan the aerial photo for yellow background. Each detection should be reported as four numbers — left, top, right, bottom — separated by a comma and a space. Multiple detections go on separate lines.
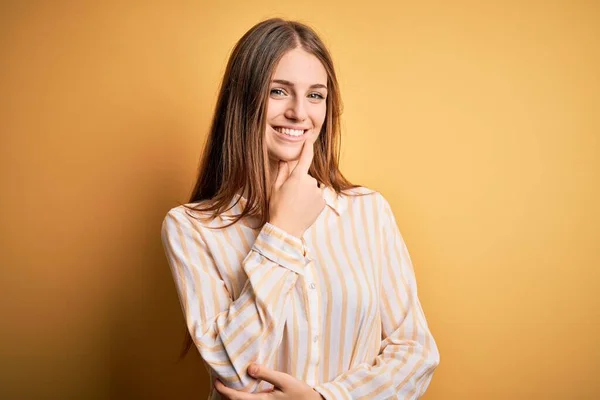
1, 1, 598, 399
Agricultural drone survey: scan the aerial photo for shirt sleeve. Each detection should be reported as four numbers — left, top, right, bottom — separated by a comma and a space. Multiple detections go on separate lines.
161, 208, 308, 392
313, 195, 440, 399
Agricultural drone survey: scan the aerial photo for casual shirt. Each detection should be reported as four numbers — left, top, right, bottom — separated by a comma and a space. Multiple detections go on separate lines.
161, 185, 440, 399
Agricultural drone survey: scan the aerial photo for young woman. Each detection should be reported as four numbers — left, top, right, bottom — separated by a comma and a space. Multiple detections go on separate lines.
161, 18, 440, 400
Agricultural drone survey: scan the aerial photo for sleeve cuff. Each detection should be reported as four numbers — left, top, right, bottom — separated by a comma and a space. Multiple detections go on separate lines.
251, 222, 308, 275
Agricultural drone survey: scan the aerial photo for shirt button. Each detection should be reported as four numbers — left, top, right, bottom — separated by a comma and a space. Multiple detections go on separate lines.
313, 335, 319, 343
309, 282, 316, 290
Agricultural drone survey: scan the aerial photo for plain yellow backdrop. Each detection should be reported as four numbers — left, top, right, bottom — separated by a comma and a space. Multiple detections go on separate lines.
1, 1, 598, 399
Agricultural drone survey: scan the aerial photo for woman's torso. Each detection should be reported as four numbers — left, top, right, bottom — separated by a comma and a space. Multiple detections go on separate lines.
188, 186, 387, 395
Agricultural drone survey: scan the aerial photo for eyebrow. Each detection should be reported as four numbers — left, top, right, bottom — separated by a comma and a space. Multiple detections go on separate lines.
271, 79, 327, 90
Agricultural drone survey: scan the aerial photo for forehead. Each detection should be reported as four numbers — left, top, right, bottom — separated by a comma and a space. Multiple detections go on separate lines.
272, 47, 327, 85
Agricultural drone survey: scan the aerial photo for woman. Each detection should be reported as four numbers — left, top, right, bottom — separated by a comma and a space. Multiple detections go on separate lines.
161, 18, 440, 399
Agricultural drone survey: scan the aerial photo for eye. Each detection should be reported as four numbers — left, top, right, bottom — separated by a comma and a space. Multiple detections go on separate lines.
308, 92, 325, 100
270, 88, 287, 96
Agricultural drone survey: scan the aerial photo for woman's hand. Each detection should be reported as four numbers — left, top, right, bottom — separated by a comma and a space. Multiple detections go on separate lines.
268, 136, 326, 239
214, 363, 324, 400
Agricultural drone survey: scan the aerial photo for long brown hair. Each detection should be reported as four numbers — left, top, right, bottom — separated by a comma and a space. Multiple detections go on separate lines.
178, 18, 360, 359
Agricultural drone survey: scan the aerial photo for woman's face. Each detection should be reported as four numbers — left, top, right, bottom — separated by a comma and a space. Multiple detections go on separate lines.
265, 47, 328, 163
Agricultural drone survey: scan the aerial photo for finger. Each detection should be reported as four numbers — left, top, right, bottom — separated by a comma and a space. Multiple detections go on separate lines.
214, 380, 257, 400
213, 380, 237, 399
273, 161, 289, 191
214, 381, 233, 400
248, 364, 291, 390
291, 135, 316, 177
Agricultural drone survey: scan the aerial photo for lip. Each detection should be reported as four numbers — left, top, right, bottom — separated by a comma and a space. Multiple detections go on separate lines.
270, 125, 310, 143
274, 125, 311, 130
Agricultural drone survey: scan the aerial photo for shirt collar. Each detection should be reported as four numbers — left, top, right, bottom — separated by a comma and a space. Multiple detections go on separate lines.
322, 185, 347, 216
218, 185, 347, 221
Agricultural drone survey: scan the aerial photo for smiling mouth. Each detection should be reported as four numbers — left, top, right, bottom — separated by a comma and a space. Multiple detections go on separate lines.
272, 126, 309, 137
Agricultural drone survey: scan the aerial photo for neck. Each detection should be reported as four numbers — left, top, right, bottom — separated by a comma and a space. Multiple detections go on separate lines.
238, 159, 300, 200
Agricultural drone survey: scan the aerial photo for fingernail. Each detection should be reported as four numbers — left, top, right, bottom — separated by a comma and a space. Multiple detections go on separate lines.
249, 364, 258, 376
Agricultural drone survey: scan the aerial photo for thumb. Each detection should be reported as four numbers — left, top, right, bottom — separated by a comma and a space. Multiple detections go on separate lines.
273, 161, 289, 191
248, 363, 290, 389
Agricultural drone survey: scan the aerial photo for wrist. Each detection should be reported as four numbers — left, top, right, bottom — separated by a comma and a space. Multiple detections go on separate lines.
268, 219, 303, 239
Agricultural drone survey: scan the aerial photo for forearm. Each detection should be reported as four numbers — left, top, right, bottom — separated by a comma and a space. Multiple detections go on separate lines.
314, 337, 439, 399
163, 211, 309, 392
199, 261, 297, 388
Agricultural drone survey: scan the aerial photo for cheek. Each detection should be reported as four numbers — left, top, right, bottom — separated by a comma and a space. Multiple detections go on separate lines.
266, 99, 282, 120
313, 104, 327, 127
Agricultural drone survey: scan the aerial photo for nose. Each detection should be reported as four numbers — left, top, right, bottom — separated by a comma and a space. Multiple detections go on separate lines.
284, 97, 307, 122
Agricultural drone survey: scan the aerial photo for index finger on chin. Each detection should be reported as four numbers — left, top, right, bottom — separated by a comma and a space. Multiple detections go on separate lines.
291, 135, 316, 177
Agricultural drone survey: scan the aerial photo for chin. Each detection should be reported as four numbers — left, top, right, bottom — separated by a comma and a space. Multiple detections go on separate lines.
268, 148, 301, 162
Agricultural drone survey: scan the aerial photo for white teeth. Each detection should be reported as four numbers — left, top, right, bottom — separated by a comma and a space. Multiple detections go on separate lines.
275, 127, 306, 137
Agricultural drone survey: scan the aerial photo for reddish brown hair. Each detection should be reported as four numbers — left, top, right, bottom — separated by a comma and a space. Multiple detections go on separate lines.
178, 18, 359, 358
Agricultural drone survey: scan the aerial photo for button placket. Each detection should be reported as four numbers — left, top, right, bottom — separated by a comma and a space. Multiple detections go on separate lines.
303, 262, 321, 367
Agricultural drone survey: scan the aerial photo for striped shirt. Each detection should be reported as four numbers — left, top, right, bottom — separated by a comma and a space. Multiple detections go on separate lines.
161, 185, 440, 399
